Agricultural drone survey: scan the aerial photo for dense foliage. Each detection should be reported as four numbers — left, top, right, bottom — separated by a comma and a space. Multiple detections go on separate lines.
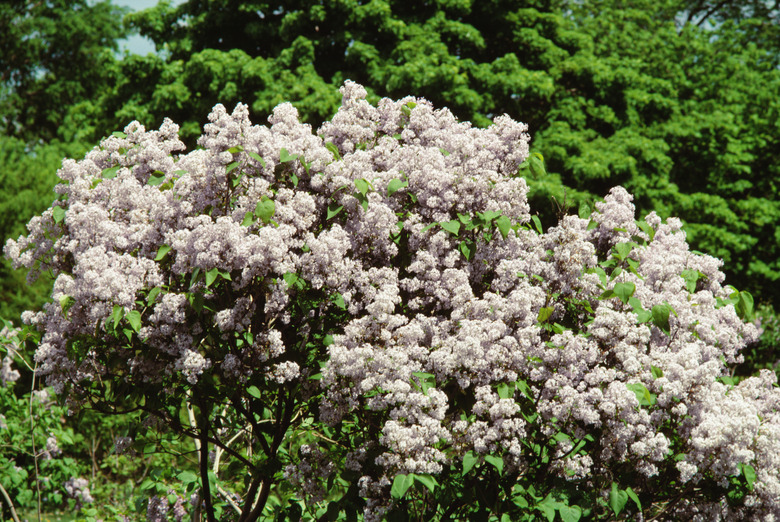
4, 83, 777, 521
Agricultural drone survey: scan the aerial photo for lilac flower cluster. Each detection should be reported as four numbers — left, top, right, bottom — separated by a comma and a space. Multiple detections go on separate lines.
5, 81, 777, 519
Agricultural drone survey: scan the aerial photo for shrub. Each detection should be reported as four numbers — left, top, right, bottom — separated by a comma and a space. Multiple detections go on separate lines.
4, 82, 776, 521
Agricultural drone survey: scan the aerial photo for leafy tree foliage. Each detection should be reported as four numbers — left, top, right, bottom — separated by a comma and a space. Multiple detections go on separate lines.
0, 0, 128, 143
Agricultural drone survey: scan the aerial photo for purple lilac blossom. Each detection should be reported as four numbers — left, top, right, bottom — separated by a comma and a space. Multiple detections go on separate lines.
4, 81, 777, 520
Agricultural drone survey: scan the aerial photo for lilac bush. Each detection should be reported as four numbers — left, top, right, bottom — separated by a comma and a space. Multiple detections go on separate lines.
5, 81, 778, 520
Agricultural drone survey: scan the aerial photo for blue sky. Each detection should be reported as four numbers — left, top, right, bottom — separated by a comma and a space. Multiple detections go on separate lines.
116, 0, 186, 55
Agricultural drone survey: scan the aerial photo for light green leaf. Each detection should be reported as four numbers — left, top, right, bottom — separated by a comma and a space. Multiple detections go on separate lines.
177, 471, 198, 484
680, 269, 703, 293
354, 178, 371, 195
111, 305, 124, 329
390, 474, 415, 499
147, 171, 166, 186
227, 145, 244, 154
413, 474, 439, 492
327, 203, 343, 220
742, 463, 757, 491
241, 212, 255, 226
247, 386, 261, 399
146, 287, 161, 307
102, 166, 121, 179
537, 307, 554, 323
734, 290, 755, 321
609, 483, 628, 516
529, 152, 546, 178
155, 244, 172, 261
255, 196, 275, 224
613, 282, 636, 304
52, 206, 66, 224
462, 451, 478, 476
484, 455, 503, 475
387, 178, 408, 196
626, 487, 642, 510
531, 215, 543, 234
126, 310, 142, 332
248, 151, 266, 167
226, 161, 240, 175
495, 215, 511, 239
626, 382, 656, 407
651, 303, 673, 334
440, 220, 461, 236
279, 148, 298, 163
325, 142, 341, 160
459, 240, 476, 261
205, 268, 219, 287
559, 505, 582, 522
112, 131, 127, 139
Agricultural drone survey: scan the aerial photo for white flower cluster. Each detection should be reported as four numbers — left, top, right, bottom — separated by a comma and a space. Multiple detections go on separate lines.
5, 81, 777, 519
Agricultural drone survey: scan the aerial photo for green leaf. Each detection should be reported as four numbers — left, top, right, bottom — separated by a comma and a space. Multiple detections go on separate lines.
535, 495, 557, 522
102, 166, 121, 179
255, 196, 276, 224
177, 471, 198, 484
629, 297, 652, 323
626, 382, 656, 407
496, 382, 513, 399
279, 148, 298, 163
147, 171, 166, 186
614, 242, 635, 261
111, 305, 124, 329
241, 212, 255, 226
248, 151, 266, 167
52, 206, 66, 224
390, 474, 415, 499
327, 203, 343, 220
680, 269, 702, 293
559, 505, 582, 522
387, 178, 408, 196
626, 487, 642, 510
742, 463, 757, 491
205, 268, 219, 287
155, 244, 172, 261
537, 306, 554, 323
112, 131, 127, 139
651, 365, 664, 379
325, 141, 341, 160
613, 282, 636, 304
146, 287, 161, 307
126, 310, 142, 332
484, 455, 503, 475
247, 386, 261, 399
734, 290, 754, 321
354, 178, 371, 195
226, 161, 240, 175
227, 145, 244, 154
413, 474, 439, 492
462, 451, 478, 476
440, 220, 461, 236
421, 222, 438, 234
480, 210, 501, 222
609, 483, 628, 516
459, 240, 476, 261
531, 215, 543, 234
495, 215, 511, 239
651, 303, 673, 334
529, 152, 546, 178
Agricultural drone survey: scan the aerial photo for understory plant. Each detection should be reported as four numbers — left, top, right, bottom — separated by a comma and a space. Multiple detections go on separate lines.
4, 82, 778, 521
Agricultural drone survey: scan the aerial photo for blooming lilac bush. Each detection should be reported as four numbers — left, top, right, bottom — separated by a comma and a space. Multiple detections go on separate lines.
5, 82, 778, 520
